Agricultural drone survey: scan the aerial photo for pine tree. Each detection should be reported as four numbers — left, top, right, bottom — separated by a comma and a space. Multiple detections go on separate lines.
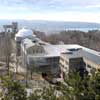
0, 75, 27, 100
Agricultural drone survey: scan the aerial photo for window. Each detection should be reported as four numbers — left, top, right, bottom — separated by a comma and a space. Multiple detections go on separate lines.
87, 65, 91, 68
60, 63, 64, 68
65, 61, 69, 65
60, 57, 64, 62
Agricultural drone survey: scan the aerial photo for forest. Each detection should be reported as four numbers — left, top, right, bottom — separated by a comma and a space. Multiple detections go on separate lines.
34, 30, 100, 52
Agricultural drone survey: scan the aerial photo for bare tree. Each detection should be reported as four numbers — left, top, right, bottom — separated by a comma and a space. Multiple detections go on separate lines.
4, 31, 13, 74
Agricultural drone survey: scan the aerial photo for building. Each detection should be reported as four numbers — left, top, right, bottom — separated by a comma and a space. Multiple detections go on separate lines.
15, 28, 36, 56
3, 22, 18, 36
60, 48, 86, 77
15, 28, 100, 78
60, 46, 100, 77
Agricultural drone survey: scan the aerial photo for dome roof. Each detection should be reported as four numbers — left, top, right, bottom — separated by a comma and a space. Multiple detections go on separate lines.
15, 28, 36, 38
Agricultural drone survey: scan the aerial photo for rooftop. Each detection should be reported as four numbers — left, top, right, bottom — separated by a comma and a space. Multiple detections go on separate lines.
27, 44, 82, 58
61, 46, 100, 65
81, 50, 100, 64
15, 28, 36, 38
61, 49, 82, 59
19, 28, 100, 65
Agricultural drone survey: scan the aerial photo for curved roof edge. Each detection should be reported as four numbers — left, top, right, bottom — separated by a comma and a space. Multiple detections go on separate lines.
15, 28, 36, 38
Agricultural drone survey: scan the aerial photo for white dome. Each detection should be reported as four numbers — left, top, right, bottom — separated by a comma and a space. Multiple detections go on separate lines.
16, 28, 36, 38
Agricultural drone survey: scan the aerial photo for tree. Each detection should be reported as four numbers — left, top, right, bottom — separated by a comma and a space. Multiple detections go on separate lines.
41, 86, 57, 100
4, 32, 13, 75
1, 70, 100, 100
28, 86, 58, 100
0, 75, 27, 100
57, 70, 100, 100
58, 72, 84, 100
28, 89, 41, 100
91, 71, 100, 100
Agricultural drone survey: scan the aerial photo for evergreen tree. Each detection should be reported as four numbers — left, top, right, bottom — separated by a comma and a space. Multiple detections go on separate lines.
0, 75, 27, 100
58, 71, 95, 100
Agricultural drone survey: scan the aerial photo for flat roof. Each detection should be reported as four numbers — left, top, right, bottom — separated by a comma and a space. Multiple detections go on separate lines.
22, 38, 36, 49
61, 50, 82, 59
61, 46, 100, 65
28, 44, 82, 58
77, 45, 100, 64
22, 38, 100, 65
81, 50, 100, 65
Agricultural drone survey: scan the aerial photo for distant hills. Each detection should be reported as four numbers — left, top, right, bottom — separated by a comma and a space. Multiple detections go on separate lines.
0, 19, 100, 33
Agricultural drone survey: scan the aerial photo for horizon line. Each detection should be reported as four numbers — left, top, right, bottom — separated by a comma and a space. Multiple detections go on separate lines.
0, 19, 100, 24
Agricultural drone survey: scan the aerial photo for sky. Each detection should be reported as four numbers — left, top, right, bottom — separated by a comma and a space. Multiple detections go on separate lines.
0, 0, 100, 23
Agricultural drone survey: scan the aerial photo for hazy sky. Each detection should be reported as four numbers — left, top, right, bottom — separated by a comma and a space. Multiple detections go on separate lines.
0, 0, 100, 23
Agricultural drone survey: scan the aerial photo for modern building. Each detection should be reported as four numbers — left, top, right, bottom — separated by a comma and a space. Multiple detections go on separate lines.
15, 28, 100, 78
60, 48, 86, 77
60, 46, 100, 76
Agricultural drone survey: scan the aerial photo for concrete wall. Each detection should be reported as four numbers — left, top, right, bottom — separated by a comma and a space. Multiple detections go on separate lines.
84, 58, 100, 75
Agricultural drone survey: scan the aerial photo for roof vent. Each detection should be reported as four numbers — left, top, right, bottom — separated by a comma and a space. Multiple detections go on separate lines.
62, 51, 73, 55
68, 48, 82, 52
